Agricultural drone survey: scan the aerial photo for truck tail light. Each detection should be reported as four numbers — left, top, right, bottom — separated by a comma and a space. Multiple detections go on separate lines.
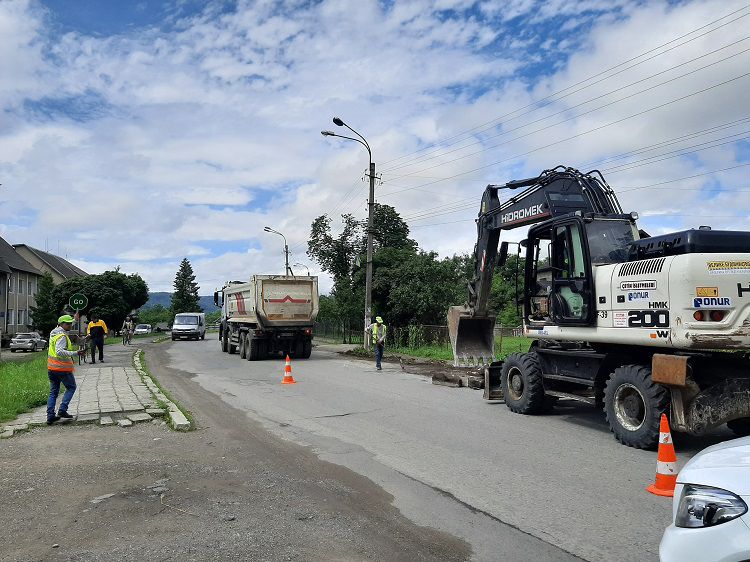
304, 328, 312, 335
693, 311, 704, 321
709, 310, 726, 322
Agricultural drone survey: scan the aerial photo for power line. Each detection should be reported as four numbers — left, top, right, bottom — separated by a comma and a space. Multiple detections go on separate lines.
380, 6, 750, 171
383, 46, 750, 183
377, 70, 750, 198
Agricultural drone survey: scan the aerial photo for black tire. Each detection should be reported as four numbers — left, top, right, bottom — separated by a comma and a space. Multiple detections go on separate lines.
201, 333, 205, 340
302, 340, 312, 359
727, 418, 750, 437
604, 364, 669, 449
228, 331, 237, 355
31, 344, 37, 352
501, 352, 547, 414
171, 336, 176, 341
10, 349, 17, 353
239, 333, 247, 359
248, 337, 259, 361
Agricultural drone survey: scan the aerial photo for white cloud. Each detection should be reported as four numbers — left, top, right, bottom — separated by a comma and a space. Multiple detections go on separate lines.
0, 0, 747, 297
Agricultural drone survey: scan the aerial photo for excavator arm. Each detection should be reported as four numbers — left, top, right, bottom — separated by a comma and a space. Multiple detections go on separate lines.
449, 166, 624, 366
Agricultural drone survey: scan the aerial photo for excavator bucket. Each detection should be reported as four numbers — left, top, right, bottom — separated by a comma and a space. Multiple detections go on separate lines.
447, 306, 496, 367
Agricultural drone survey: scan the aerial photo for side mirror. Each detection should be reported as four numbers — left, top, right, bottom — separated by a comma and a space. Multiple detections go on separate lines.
213, 291, 219, 307
498, 242, 509, 267
520, 239, 528, 248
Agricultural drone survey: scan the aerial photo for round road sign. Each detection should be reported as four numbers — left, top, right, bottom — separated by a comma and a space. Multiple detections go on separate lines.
69, 293, 88, 310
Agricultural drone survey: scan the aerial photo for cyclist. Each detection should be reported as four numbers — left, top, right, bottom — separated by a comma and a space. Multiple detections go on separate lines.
121, 316, 134, 345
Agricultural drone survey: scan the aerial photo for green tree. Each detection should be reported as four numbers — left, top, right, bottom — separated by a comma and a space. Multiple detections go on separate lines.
29, 272, 58, 336
53, 270, 149, 332
137, 304, 173, 327
489, 254, 525, 327
171, 258, 202, 314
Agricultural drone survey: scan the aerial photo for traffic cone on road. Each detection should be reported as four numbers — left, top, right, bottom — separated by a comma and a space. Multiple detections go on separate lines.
647, 414, 678, 497
281, 355, 297, 385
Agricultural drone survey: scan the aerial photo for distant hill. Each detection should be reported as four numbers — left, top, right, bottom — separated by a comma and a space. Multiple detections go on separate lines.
142, 292, 219, 313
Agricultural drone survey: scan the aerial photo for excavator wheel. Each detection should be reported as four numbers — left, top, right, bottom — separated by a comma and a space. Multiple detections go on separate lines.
501, 352, 547, 414
727, 418, 750, 437
604, 364, 669, 450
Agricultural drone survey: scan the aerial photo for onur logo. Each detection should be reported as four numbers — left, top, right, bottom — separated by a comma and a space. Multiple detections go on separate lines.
501, 204, 544, 224
694, 297, 732, 308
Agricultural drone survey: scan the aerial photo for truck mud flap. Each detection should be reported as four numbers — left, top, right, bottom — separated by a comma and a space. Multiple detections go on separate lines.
684, 378, 750, 435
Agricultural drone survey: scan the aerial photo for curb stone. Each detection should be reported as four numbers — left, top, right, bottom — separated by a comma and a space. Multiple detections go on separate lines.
133, 348, 191, 431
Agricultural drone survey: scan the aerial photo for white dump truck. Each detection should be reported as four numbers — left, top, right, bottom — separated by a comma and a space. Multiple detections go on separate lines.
215, 275, 319, 360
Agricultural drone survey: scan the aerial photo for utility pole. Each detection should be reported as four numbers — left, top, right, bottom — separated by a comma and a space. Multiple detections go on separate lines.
364, 160, 375, 351
321, 117, 376, 351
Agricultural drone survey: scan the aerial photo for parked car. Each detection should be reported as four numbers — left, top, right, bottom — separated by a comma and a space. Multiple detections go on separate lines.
9, 333, 47, 352
660, 436, 750, 562
134, 324, 152, 335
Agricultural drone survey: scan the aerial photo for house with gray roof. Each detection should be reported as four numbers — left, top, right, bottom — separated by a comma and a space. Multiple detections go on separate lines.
0, 237, 43, 340
13, 244, 88, 284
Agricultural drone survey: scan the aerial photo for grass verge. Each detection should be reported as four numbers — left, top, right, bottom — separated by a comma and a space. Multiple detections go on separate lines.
347, 336, 533, 364
0, 354, 48, 423
135, 350, 195, 430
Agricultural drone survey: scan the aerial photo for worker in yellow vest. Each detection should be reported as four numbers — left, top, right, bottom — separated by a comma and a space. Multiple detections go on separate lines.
47, 314, 83, 425
366, 316, 387, 370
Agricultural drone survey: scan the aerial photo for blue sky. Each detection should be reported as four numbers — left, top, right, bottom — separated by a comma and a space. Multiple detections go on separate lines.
1, 0, 748, 292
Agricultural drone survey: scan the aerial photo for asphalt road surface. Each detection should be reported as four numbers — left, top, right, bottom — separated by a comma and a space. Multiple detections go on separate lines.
157, 336, 734, 562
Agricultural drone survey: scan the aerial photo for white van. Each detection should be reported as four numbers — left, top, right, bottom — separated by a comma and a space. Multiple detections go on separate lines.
171, 312, 206, 341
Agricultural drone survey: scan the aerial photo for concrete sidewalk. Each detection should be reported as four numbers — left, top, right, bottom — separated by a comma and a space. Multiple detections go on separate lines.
1, 342, 167, 437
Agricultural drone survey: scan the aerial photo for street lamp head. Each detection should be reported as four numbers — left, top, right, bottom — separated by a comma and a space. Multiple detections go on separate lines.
332, 116, 344, 127
263, 226, 273, 232
321, 130, 335, 136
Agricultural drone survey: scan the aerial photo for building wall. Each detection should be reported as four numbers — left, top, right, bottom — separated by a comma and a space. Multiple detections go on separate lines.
3, 270, 39, 337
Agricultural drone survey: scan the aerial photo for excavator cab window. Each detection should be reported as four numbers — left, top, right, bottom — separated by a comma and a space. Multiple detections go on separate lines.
550, 221, 593, 324
525, 218, 594, 327
527, 229, 553, 324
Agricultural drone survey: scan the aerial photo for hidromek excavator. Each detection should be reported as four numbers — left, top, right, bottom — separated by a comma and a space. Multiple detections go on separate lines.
448, 165, 750, 448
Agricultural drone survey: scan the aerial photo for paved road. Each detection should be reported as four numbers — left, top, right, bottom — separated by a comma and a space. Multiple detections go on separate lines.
162, 337, 734, 562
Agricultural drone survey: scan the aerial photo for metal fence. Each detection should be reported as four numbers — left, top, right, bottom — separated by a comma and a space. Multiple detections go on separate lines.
315, 321, 523, 349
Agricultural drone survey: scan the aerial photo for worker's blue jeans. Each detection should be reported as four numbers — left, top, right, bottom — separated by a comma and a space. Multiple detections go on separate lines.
47, 371, 77, 418
375, 343, 384, 369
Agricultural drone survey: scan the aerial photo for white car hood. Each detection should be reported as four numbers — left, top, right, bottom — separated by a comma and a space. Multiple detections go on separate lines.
678, 436, 750, 495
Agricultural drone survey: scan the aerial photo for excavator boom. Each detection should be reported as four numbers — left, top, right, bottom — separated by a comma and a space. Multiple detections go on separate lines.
449, 166, 624, 366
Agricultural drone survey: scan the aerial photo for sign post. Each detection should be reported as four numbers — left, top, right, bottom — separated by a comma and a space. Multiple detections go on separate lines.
68, 293, 88, 340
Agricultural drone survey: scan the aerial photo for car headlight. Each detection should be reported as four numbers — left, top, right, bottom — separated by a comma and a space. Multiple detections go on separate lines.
676, 484, 748, 528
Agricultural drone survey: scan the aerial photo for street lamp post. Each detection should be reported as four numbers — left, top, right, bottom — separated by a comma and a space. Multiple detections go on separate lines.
293, 262, 310, 276
263, 226, 292, 276
321, 116, 376, 351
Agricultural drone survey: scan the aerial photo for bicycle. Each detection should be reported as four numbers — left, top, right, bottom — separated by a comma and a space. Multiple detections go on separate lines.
122, 329, 132, 346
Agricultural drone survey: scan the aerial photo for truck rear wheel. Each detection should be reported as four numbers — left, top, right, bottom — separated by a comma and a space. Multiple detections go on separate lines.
302, 340, 312, 359
604, 365, 669, 449
248, 337, 260, 361
727, 418, 750, 437
228, 331, 237, 354
501, 352, 547, 414
221, 330, 228, 352
239, 333, 247, 359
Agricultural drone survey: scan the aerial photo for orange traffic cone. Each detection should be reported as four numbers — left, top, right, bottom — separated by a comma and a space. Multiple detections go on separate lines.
281, 355, 297, 385
647, 414, 678, 497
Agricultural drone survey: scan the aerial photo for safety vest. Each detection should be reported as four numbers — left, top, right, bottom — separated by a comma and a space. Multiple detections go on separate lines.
372, 323, 387, 344
48, 333, 75, 372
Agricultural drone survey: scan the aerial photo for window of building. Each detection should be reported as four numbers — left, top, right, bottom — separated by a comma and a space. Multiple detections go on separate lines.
18, 309, 25, 326
8, 275, 14, 293
28, 280, 34, 294
19, 276, 24, 294
8, 309, 15, 326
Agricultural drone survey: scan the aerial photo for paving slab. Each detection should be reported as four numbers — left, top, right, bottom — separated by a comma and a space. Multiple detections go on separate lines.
117, 419, 133, 428
127, 412, 153, 423
100, 416, 114, 426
